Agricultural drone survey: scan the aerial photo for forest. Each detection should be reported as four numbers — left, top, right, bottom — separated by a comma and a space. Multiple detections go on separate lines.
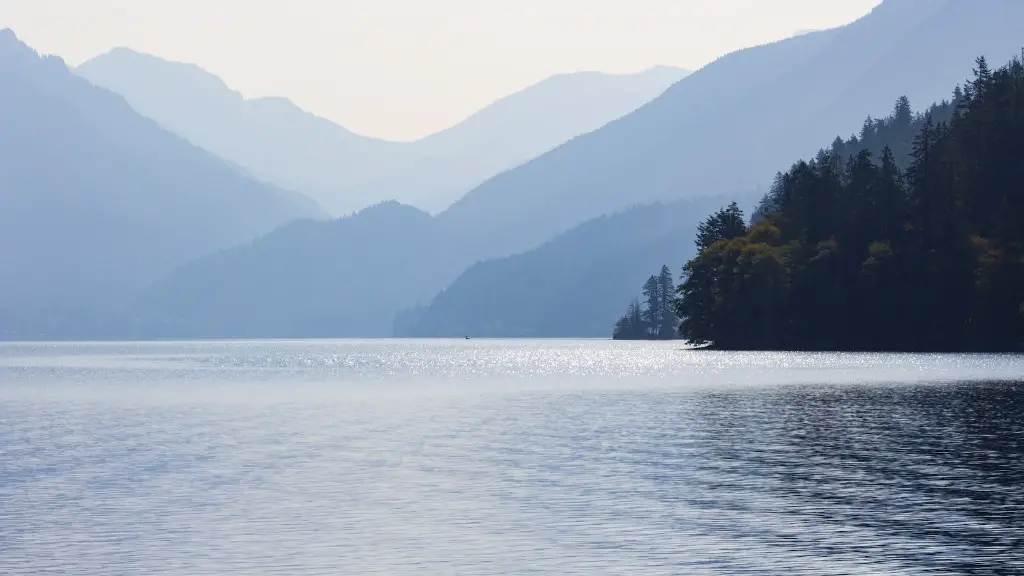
612, 265, 678, 340
673, 54, 1024, 351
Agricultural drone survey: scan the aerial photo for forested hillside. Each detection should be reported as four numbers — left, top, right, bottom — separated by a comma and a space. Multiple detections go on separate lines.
676, 55, 1024, 351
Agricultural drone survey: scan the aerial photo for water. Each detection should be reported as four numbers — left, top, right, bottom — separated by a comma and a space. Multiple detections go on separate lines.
1, 339, 1022, 575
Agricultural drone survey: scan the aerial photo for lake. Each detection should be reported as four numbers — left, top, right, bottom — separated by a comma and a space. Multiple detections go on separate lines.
1, 339, 1022, 575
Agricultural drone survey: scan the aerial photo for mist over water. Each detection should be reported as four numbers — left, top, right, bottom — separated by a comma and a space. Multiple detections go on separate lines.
1, 340, 1022, 574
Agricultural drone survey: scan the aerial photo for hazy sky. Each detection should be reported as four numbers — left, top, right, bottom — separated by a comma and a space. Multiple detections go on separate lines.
1, 0, 882, 141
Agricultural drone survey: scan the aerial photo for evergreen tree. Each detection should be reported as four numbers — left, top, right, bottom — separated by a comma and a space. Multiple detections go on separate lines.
613, 298, 646, 340
612, 265, 680, 340
893, 96, 913, 127
629, 298, 643, 335
695, 202, 747, 251
673, 52, 1024, 351
657, 265, 677, 337
641, 275, 660, 336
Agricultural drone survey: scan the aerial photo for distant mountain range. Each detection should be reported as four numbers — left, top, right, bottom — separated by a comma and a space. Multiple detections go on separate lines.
127, 0, 1024, 340
433, 0, 1024, 261
0, 29, 321, 331
4, 0, 1023, 341
76, 52, 689, 215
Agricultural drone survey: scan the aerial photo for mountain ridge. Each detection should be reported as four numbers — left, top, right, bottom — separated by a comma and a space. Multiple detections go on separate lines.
76, 50, 689, 214
0, 29, 321, 322
13, 0, 1024, 340
126, 0, 1024, 340
434, 0, 1020, 261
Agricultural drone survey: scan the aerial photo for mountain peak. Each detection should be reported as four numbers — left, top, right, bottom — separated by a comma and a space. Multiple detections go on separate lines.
80, 47, 237, 99
103, 46, 144, 57
0, 28, 71, 78
545, 65, 688, 83
0, 30, 322, 317
0, 28, 37, 58
640, 64, 687, 74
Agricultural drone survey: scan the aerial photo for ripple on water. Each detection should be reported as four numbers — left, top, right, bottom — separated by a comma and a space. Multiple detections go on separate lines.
0, 340, 1022, 575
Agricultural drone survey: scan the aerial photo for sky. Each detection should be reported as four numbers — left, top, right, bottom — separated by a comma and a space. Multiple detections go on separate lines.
0, 0, 882, 141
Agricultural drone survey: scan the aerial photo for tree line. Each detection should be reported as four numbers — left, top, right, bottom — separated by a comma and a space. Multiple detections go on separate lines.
613, 265, 678, 340
672, 54, 1024, 351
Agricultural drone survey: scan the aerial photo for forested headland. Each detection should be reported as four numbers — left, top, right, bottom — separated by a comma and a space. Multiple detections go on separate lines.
672, 54, 1024, 352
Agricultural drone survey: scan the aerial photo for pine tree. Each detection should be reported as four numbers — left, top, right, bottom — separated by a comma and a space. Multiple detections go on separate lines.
629, 298, 643, 335
894, 96, 913, 127
613, 297, 646, 340
657, 265, 677, 338
695, 202, 746, 251
611, 265, 679, 340
641, 275, 660, 336
972, 56, 992, 93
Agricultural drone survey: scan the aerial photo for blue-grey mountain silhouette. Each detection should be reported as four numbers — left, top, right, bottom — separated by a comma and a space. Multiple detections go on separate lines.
132, 0, 1024, 340
18, 0, 1024, 340
395, 194, 758, 338
136, 201, 454, 338
0, 30, 322, 337
77, 52, 688, 215
435, 0, 1024, 262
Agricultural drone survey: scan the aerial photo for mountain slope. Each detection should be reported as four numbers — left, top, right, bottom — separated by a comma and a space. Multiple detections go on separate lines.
76, 52, 688, 214
386, 66, 690, 210
76, 48, 416, 216
134, 201, 459, 338
396, 195, 756, 338
435, 0, 1024, 261
0, 30, 320, 326
400, 82, 965, 341
422, 66, 688, 165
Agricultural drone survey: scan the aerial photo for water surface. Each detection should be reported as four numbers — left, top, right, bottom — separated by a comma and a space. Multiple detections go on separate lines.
1, 340, 1022, 574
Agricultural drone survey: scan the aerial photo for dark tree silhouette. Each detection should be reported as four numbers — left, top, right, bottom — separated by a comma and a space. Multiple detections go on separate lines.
674, 53, 1024, 351
657, 265, 677, 336
613, 266, 679, 340
641, 275, 661, 336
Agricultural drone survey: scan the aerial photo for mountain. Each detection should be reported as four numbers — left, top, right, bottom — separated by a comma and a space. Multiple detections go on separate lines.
76, 51, 689, 214
422, 66, 689, 166
136, 196, 750, 340
134, 201, 459, 338
75, 48, 417, 216
395, 194, 756, 338
387, 66, 691, 210
108, 0, 1024, 339
0, 30, 321, 334
434, 0, 1024, 261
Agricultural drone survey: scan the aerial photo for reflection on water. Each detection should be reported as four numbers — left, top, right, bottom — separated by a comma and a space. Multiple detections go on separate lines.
1, 340, 1022, 575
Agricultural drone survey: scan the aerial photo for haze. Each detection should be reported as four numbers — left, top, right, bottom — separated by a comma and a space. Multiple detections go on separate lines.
1, 0, 881, 140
